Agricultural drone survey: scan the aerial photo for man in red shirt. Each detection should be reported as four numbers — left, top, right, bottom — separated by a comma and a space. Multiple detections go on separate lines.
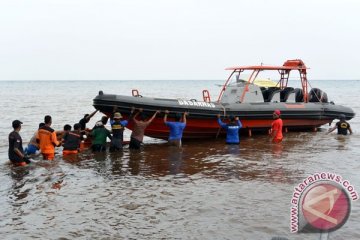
270, 109, 283, 143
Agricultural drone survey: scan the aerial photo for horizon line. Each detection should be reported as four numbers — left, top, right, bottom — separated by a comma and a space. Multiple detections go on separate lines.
1, 79, 360, 81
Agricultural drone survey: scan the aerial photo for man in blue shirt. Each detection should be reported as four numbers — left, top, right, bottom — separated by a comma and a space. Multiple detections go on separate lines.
217, 114, 242, 144
164, 110, 187, 147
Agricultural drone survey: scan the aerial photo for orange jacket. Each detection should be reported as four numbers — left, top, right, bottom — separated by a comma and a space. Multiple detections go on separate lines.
36, 126, 60, 154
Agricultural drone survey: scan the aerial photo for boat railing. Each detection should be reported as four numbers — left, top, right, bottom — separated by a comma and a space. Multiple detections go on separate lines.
132, 89, 142, 97
202, 90, 211, 103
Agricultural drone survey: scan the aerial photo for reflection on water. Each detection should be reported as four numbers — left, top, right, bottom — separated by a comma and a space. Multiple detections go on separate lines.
1, 129, 359, 239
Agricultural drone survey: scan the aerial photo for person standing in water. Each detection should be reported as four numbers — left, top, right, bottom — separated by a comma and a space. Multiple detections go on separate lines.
62, 123, 83, 155
36, 115, 61, 160
109, 112, 129, 151
163, 110, 187, 147
269, 109, 283, 143
327, 114, 353, 135
216, 114, 242, 144
78, 110, 98, 131
8, 120, 31, 166
129, 108, 159, 149
25, 122, 45, 156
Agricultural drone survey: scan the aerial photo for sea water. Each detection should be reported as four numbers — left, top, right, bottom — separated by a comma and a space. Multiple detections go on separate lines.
0, 80, 359, 239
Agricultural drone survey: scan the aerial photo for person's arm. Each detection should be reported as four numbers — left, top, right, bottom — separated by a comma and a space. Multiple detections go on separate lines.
236, 117, 242, 128
86, 110, 98, 121
121, 120, 129, 127
349, 126, 353, 135
182, 112, 188, 125
271, 129, 278, 138
327, 125, 337, 134
62, 133, 68, 145
12, 137, 25, 159
36, 131, 40, 144
52, 131, 61, 147
131, 108, 141, 121
147, 110, 159, 124
164, 110, 169, 124
217, 114, 227, 128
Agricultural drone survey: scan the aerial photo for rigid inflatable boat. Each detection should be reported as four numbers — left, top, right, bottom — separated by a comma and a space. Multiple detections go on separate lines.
93, 59, 355, 139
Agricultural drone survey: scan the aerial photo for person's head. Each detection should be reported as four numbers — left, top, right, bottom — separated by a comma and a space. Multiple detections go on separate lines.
12, 120, 22, 130
63, 124, 71, 131
273, 110, 281, 119
84, 114, 90, 123
44, 115, 52, 125
175, 113, 182, 122
229, 115, 235, 122
101, 116, 109, 125
39, 122, 45, 129
339, 114, 346, 121
73, 123, 81, 131
113, 112, 122, 122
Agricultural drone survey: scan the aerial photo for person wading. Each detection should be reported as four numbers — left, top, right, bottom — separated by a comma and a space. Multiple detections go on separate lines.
216, 114, 242, 144
36, 115, 61, 160
129, 108, 159, 150
163, 110, 187, 147
327, 114, 353, 135
269, 109, 283, 143
62, 123, 83, 155
8, 120, 31, 166
110, 112, 128, 151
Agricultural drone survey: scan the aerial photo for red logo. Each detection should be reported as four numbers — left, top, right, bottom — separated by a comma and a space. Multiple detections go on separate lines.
301, 183, 350, 232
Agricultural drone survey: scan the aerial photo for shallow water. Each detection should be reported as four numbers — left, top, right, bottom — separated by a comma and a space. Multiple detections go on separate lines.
0, 80, 359, 239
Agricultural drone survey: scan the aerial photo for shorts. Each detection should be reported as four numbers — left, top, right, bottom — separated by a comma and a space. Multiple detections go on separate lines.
129, 137, 142, 150
63, 150, 78, 155
42, 152, 55, 160
25, 144, 38, 155
110, 138, 123, 151
11, 161, 27, 167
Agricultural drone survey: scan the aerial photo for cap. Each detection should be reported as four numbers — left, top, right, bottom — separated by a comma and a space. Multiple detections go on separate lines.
12, 120, 23, 128
273, 109, 281, 116
113, 112, 122, 119
339, 114, 346, 120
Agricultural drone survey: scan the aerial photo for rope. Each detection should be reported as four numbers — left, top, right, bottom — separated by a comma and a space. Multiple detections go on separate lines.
216, 103, 227, 138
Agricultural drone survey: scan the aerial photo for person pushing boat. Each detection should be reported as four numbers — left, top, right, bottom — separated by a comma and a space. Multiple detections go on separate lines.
36, 115, 61, 160
216, 114, 242, 144
164, 110, 187, 147
327, 114, 353, 135
129, 108, 159, 150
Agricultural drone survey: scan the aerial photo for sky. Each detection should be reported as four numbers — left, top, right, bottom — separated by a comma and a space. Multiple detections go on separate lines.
0, 0, 359, 80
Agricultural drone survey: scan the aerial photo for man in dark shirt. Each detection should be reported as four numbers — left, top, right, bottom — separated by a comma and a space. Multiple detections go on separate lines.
8, 120, 30, 166
63, 123, 83, 155
79, 110, 98, 131
110, 112, 128, 151
328, 114, 353, 135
